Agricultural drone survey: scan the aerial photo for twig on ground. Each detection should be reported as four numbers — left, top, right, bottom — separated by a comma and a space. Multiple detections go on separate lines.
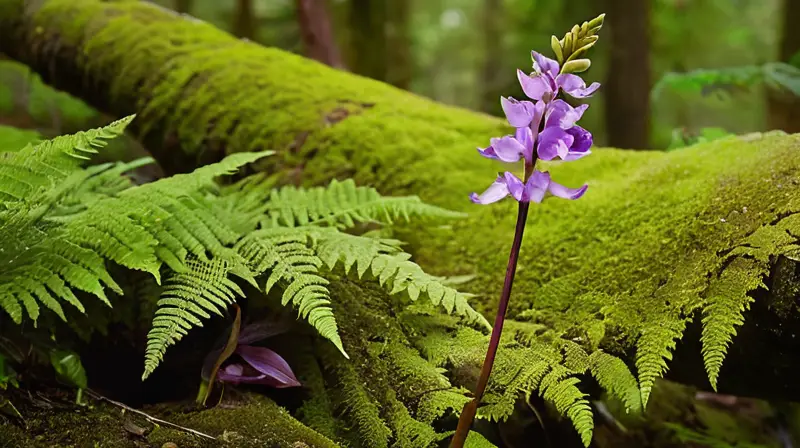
85, 389, 216, 441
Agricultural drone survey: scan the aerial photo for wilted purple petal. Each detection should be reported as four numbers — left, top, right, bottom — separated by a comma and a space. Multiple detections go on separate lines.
470, 176, 510, 204
564, 126, 593, 161
531, 51, 560, 78
524, 170, 550, 203
545, 100, 588, 129
537, 127, 574, 161
501, 97, 536, 128
235, 345, 301, 388
517, 69, 553, 102
548, 178, 589, 200
556, 74, 601, 98
503, 172, 525, 201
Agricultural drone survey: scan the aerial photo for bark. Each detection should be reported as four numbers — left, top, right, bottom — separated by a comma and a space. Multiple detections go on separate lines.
385, 0, 412, 90
294, 0, 343, 69
603, 0, 651, 148
767, 0, 800, 133
346, 0, 388, 81
173, 0, 192, 15
233, 0, 257, 41
2, 0, 800, 404
479, 0, 504, 114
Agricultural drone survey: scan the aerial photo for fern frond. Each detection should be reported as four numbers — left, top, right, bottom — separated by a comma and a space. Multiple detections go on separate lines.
421, 327, 593, 446
560, 340, 641, 413
0, 116, 133, 203
701, 257, 767, 391
143, 255, 248, 379
308, 229, 489, 328
635, 316, 686, 408
235, 229, 346, 358
263, 178, 464, 229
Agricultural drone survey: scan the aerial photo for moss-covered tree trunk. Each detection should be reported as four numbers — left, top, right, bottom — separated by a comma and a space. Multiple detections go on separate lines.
2, 0, 800, 406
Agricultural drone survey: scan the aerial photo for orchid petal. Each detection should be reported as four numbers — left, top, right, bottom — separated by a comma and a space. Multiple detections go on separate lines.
556, 74, 601, 98
517, 69, 553, 101
564, 126, 593, 161
524, 170, 550, 203
501, 97, 536, 128
545, 100, 587, 129
548, 178, 589, 200
537, 127, 574, 161
470, 176, 510, 204
531, 51, 561, 78
503, 172, 525, 201
490, 136, 526, 162
530, 101, 546, 142
515, 127, 535, 162
236, 345, 301, 388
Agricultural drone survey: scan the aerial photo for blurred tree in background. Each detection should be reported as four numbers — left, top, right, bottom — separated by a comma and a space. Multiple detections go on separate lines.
1, 0, 794, 149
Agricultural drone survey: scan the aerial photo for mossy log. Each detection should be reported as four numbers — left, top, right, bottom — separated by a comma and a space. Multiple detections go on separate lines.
1, 0, 800, 424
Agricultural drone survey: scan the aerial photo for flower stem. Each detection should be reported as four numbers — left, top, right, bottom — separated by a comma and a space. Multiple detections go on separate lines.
450, 200, 530, 447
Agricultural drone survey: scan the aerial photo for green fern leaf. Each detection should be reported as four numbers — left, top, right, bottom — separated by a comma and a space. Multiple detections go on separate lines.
143, 256, 247, 379
701, 257, 767, 391
0, 115, 133, 203
307, 229, 488, 328
236, 229, 347, 358
636, 316, 686, 408
560, 340, 641, 413
263, 178, 464, 229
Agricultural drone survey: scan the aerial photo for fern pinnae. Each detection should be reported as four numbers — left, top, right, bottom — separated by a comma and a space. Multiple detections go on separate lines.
635, 315, 686, 408
143, 256, 246, 378
264, 179, 465, 229
235, 229, 347, 358
700, 257, 767, 391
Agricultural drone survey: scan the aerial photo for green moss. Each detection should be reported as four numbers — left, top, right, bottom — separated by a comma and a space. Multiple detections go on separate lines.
0, 392, 337, 447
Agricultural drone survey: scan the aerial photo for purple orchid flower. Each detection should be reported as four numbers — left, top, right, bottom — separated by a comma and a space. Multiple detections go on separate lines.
517, 51, 600, 103
217, 344, 300, 387
201, 319, 300, 389
469, 171, 588, 205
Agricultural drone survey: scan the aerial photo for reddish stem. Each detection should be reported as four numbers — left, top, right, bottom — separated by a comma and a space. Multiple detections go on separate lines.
450, 199, 530, 446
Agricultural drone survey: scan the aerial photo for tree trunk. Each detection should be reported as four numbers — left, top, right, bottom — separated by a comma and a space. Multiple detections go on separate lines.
385, 0, 413, 90
347, 0, 387, 81
233, 0, 257, 41
294, 0, 343, 69
2, 0, 800, 404
767, 0, 800, 133
603, 0, 651, 148
173, 0, 192, 14
479, 0, 504, 114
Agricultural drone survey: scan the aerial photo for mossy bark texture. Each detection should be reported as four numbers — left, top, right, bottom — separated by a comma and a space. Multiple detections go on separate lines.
2, 0, 800, 420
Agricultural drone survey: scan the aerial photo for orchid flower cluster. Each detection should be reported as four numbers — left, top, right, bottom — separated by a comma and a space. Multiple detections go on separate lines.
469, 53, 600, 205
452, 15, 606, 447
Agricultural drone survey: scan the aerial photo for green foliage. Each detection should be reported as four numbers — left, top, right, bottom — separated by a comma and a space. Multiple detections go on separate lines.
652, 62, 800, 100
0, 118, 488, 400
